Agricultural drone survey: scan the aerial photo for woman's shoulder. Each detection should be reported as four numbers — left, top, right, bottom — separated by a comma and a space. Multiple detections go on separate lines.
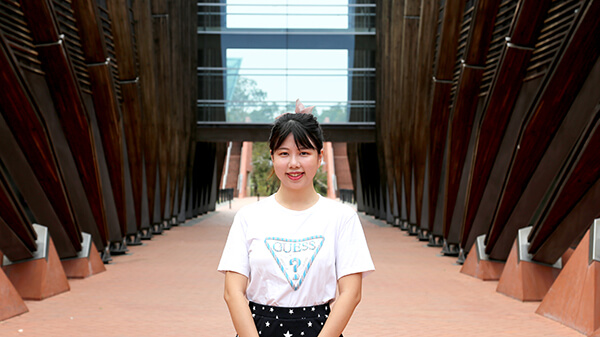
316, 196, 358, 217
236, 195, 277, 217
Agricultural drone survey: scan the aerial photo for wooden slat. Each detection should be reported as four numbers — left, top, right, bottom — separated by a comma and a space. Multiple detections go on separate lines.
400, 0, 420, 226
413, 0, 439, 230
486, 0, 600, 258
152, 13, 171, 221
70, 0, 107, 63
443, 0, 501, 240
106, 0, 143, 229
461, 0, 552, 251
131, 0, 159, 227
389, 0, 405, 221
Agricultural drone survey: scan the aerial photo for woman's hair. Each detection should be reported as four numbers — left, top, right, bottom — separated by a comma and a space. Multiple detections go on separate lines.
269, 113, 324, 153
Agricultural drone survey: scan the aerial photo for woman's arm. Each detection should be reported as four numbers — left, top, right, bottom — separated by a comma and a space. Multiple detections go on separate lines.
224, 271, 260, 337
318, 273, 363, 337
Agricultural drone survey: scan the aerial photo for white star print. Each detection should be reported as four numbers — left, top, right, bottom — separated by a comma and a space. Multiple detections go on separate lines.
265, 321, 270, 327
270, 308, 274, 312
253, 306, 256, 311
307, 321, 313, 327
289, 309, 294, 314
311, 307, 315, 311
301, 332, 304, 336
283, 331, 293, 337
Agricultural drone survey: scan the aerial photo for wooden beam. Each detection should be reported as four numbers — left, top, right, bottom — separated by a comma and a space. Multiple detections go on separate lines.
462, 0, 552, 250
0, 168, 36, 261
19, 0, 110, 246
444, 0, 501, 239
131, 0, 159, 228
428, 0, 466, 233
71, 0, 127, 236
0, 30, 81, 251
486, 0, 600, 258
106, 0, 144, 229
413, 0, 439, 230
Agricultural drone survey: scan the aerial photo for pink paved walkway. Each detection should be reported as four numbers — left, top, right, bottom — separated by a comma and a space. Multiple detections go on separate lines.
0, 198, 583, 336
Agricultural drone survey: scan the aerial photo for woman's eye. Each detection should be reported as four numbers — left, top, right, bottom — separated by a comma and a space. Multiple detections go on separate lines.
301, 152, 310, 156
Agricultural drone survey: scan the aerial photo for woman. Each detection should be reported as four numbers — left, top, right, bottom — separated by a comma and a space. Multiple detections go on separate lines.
218, 100, 374, 337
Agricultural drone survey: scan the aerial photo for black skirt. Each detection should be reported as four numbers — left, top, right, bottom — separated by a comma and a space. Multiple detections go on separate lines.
242, 301, 343, 337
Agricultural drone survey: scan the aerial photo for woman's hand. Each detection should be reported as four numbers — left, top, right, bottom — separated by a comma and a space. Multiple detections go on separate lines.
224, 271, 260, 337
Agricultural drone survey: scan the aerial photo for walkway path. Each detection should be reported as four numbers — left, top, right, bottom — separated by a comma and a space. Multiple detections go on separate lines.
0, 198, 582, 336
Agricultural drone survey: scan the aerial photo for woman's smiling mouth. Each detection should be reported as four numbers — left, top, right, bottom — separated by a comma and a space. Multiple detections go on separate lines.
286, 172, 305, 180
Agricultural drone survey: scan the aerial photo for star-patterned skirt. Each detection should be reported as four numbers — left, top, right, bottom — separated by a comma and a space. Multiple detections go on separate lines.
242, 301, 343, 337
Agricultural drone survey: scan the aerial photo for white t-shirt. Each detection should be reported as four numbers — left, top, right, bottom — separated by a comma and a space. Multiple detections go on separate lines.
217, 195, 375, 307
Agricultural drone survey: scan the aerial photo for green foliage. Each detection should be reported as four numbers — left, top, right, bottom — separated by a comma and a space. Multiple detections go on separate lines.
315, 103, 347, 123
313, 166, 328, 196
250, 142, 279, 196
227, 77, 285, 122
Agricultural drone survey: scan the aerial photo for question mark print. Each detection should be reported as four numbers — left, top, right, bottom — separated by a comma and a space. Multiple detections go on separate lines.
290, 258, 301, 280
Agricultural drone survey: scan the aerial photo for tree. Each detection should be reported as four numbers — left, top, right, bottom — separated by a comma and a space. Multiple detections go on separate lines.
251, 142, 279, 196
227, 77, 285, 122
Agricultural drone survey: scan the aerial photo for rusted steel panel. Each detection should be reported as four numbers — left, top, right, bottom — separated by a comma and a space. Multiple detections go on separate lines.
486, 0, 600, 258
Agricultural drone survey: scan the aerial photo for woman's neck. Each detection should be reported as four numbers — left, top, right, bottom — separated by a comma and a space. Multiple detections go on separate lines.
275, 186, 320, 211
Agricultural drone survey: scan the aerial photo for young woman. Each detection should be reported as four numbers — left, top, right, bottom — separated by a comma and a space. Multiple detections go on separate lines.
218, 100, 374, 337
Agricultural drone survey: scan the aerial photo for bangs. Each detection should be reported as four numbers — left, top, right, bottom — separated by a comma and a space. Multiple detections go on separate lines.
272, 120, 318, 151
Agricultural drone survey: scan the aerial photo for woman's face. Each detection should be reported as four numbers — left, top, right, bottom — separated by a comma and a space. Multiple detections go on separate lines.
271, 134, 322, 193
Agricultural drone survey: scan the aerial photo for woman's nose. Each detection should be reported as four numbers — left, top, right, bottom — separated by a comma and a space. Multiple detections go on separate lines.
288, 154, 300, 167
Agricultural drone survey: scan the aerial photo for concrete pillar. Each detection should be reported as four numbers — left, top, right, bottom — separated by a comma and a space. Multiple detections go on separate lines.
238, 141, 253, 198
323, 142, 336, 199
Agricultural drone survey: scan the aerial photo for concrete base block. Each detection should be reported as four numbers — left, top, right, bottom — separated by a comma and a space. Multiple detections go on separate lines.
2, 225, 70, 300
61, 234, 106, 279
536, 222, 600, 336
496, 237, 560, 301
0, 267, 28, 321
460, 237, 505, 281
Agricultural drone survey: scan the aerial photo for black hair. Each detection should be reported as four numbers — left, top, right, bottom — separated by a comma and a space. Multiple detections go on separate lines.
269, 113, 324, 154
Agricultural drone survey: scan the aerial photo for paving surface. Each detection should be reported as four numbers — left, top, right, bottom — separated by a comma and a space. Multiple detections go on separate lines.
0, 198, 583, 337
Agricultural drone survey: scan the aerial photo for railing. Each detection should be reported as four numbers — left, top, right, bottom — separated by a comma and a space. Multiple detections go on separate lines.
219, 188, 235, 208
339, 189, 355, 204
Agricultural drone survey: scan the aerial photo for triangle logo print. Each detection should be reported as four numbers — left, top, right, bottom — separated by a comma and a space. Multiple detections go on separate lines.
264, 236, 325, 291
